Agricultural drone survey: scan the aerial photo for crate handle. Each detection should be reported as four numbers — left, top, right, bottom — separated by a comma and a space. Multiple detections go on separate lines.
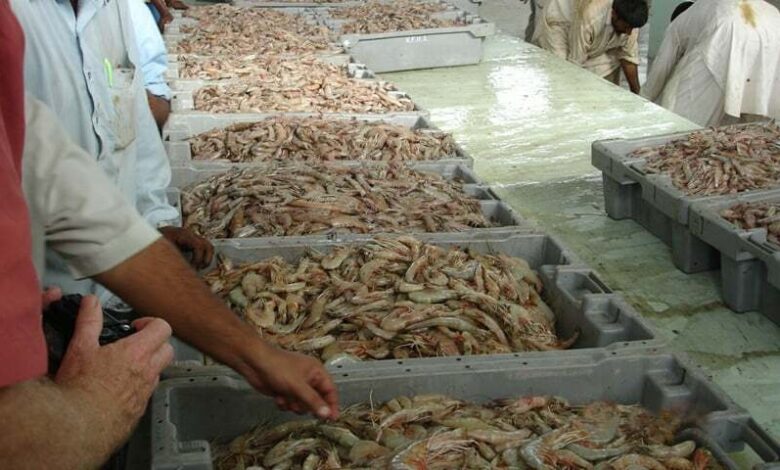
587, 272, 613, 295
740, 418, 780, 463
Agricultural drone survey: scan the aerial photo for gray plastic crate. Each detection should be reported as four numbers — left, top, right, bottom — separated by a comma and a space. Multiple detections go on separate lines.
168, 163, 528, 244
165, 51, 352, 81
169, 161, 483, 187
599, 171, 723, 274
317, 10, 495, 72
444, 0, 481, 14
163, 113, 474, 167
593, 131, 780, 274
150, 353, 780, 470
168, 62, 374, 92
689, 191, 780, 325
164, 232, 667, 374
169, 86, 426, 116
231, 0, 360, 7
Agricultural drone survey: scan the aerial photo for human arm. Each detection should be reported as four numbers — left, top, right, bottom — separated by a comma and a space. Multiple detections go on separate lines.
124, 18, 213, 266
147, 91, 171, 130
0, 296, 173, 469
22, 95, 337, 418
149, 0, 173, 31
128, 0, 172, 130
167, 0, 189, 10
93, 239, 339, 418
621, 60, 640, 94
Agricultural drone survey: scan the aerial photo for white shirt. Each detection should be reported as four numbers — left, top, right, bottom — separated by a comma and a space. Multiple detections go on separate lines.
644, 0, 780, 126
536, 0, 640, 78
23, 95, 160, 281
13, 0, 177, 297
128, 0, 171, 99
12, 0, 176, 227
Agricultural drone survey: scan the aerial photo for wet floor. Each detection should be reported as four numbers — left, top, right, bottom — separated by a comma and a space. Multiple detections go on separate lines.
384, 33, 780, 457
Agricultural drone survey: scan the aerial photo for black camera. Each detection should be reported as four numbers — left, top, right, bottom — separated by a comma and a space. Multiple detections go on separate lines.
43, 294, 136, 374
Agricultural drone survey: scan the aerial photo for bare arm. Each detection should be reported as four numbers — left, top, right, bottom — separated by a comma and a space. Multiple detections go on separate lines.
149, 0, 173, 30
94, 238, 339, 419
146, 92, 171, 132
0, 379, 112, 468
621, 60, 641, 94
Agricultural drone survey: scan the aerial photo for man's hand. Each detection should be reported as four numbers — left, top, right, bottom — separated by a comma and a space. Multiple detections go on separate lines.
55, 296, 174, 444
41, 287, 62, 308
237, 344, 339, 420
168, 0, 189, 10
159, 226, 214, 269
93, 238, 340, 419
158, 13, 174, 33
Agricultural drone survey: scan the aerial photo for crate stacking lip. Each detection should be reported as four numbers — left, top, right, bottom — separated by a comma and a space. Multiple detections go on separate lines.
150, 352, 780, 470
163, 231, 664, 377
163, 113, 475, 168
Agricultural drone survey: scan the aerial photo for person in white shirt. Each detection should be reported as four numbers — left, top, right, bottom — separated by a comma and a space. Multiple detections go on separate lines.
128, 0, 172, 130
534, 0, 648, 93
644, 0, 780, 127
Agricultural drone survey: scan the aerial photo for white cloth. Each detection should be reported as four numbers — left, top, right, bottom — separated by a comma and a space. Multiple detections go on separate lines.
22, 95, 161, 281
644, 0, 780, 126
12, 0, 177, 228
128, 0, 172, 100
535, 0, 640, 78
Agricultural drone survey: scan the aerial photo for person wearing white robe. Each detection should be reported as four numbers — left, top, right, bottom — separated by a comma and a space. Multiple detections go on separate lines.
644, 0, 780, 127
534, 0, 648, 93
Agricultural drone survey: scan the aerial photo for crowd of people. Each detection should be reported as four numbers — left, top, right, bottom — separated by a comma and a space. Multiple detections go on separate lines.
529, 0, 780, 125
1, 0, 779, 466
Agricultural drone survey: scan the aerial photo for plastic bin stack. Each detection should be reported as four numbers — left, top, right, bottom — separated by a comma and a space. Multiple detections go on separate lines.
592, 127, 780, 327
224, 0, 495, 73
136, 5, 780, 469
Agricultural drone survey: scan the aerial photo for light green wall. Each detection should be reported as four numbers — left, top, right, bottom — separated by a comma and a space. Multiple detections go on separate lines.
648, 0, 681, 61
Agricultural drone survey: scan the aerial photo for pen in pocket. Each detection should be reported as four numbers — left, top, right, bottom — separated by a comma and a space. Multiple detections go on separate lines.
103, 58, 114, 87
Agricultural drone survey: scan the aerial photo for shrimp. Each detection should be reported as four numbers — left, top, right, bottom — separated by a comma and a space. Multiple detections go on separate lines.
608, 453, 666, 470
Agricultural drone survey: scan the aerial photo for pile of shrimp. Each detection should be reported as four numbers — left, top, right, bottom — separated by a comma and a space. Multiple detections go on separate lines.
181, 166, 494, 239
202, 237, 576, 362
213, 394, 723, 469
632, 122, 780, 196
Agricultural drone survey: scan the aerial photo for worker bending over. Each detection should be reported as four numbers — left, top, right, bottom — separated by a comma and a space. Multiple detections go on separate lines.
644, 0, 780, 127
535, 0, 649, 93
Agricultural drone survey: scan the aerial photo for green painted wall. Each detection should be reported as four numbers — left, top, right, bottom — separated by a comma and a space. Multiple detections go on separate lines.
648, 0, 681, 61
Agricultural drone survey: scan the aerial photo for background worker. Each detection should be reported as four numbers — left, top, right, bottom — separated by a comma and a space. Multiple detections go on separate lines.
534, 0, 649, 94
643, 0, 780, 126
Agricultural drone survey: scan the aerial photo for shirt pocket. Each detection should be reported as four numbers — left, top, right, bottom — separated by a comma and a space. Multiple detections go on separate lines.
107, 66, 138, 151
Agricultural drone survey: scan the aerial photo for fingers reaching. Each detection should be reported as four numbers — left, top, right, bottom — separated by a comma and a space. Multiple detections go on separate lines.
70, 295, 104, 351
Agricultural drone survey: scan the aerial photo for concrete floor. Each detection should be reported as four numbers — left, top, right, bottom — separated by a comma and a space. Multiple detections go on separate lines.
383, 29, 780, 463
